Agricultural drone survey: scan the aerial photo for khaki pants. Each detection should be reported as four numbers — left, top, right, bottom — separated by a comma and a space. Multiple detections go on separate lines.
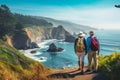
76, 51, 85, 71
88, 51, 98, 71
76, 52, 85, 62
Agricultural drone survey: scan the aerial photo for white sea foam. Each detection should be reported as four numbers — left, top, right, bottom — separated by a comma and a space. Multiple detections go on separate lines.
38, 39, 57, 49
67, 65, 72, 68
36, 57, 47, 62
38, 39, 57, 46
30, 51, 42, 55
20, 39, 57, 62
56, 49, 66, 53
58, 42, 70, 44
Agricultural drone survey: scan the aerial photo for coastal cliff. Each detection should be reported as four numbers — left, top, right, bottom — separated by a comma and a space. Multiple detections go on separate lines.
51, 25, 72, 39
0, 5, 93, 50
0, 5, 75, 49
6, 25, 74, 49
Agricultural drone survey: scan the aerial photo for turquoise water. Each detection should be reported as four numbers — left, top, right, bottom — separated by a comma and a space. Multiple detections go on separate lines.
34, 30, 120, 69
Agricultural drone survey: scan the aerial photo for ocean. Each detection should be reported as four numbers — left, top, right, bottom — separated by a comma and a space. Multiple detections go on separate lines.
23, 30, 120, 69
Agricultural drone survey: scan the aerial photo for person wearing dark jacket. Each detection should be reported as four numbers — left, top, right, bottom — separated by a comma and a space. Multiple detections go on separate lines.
74, 31, 87, 75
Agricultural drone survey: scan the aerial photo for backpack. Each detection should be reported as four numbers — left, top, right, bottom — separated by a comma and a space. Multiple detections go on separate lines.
76, 38, 85, 52
91, 36, 99, 51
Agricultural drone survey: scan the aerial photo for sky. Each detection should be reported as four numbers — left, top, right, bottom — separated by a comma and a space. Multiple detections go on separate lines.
0, 0, 120, 29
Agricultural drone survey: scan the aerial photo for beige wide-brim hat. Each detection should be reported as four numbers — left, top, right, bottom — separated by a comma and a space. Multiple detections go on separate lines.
78, 31, 85, 37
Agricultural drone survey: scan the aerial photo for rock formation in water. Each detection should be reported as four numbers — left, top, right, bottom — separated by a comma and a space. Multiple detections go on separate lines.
30, 50, 37, 54
47, 43, 64, 52
31, 42, 39, 48
65, 35, 76, 42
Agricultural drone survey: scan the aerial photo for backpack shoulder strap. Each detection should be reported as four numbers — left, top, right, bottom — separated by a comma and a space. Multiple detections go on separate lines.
74, 38, 78, 49
91, 36, 97, 40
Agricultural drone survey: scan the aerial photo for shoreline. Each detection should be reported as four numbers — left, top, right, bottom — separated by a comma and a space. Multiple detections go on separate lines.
19, 39, 57, 62
19, 39, 82, 69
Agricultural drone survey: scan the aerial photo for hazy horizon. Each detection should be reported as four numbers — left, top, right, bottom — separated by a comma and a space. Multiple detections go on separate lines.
0, 0, 120, 29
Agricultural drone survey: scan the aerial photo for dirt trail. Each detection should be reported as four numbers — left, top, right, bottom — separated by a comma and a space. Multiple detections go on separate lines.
47, 67, 106, 80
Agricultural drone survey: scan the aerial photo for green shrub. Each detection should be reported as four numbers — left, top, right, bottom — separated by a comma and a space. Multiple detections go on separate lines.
98, 52, 120, 80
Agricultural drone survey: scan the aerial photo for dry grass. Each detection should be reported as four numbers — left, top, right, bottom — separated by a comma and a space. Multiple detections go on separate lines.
0, 40, 52, 80
0, 61, 52, 80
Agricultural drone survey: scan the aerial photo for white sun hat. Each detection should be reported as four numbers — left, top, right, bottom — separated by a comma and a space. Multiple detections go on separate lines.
78, 31, 85, 37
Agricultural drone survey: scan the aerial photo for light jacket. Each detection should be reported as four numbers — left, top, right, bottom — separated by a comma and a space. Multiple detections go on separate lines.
86, 35, 100, 53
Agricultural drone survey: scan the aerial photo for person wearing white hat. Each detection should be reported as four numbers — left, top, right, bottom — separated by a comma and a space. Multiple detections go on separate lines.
79, 31, 85, 37
74, 31, 87, 75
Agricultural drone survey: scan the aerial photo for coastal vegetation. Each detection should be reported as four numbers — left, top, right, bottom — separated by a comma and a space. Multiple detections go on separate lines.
0, 4, 25, 41
0, 40, 51, 80
0, 4, 53, 40
0, 5, 19, 38
0, 4, 120, 80
98, 52, 120, 80
0, 4, 74, 50
14, 13, 53, 28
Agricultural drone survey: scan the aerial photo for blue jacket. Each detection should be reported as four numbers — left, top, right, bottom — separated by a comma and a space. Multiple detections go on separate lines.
86, 35, 100, 53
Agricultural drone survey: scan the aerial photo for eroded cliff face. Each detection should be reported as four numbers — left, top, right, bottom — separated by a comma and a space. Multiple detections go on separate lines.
24, 26, 71, 42
6, 26, 74, 49
12, 31, 30, 49
25, 27, 53, 41
6, 35, 13, 47
25, 27, 44, 43
6, 27, 52, 49
51, 25, 72, 40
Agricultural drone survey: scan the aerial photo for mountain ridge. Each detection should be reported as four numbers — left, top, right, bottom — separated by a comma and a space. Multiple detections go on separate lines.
33, 16, 96, 33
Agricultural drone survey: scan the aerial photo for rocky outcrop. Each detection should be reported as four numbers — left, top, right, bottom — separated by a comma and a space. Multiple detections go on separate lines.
7, 25, 74, 49
11, 31, 30, 49
7, 30, 39, 50
51, 25, 71, 39
47, 43, 64, 52
30, 50, 37, 54
25, 27, 54, 41
25, 25, 72, 41
25, 27, 45, 43
65, 35, 76, 42
31, 42, 39, 48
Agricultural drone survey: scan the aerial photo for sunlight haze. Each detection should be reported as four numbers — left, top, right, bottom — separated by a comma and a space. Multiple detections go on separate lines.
0, 0, 120, 29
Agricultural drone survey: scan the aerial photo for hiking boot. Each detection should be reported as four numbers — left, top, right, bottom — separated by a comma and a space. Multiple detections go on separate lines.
92, 70, 98, 73
80, 71, 84, 75
78, 68, 81, 70
85, 69, 91, 72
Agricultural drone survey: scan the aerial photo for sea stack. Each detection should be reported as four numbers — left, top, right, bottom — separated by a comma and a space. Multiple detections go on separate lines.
65, 35, 76, 42
47, 43, 64, 52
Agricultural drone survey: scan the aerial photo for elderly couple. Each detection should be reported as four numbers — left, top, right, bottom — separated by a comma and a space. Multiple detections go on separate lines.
74, 31, 100, 75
